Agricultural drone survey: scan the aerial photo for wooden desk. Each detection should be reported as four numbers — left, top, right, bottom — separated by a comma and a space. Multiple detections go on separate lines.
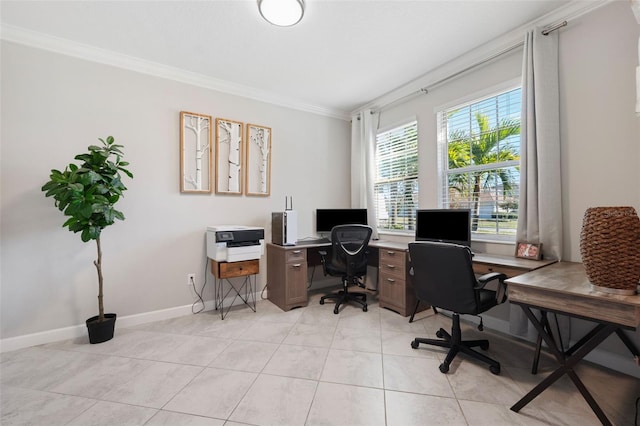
266, 241, 556, 315
506, 262, 640, 425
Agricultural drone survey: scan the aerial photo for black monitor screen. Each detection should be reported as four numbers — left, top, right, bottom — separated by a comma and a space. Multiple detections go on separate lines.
316, 209, 368, 233
415, 209, 471, 247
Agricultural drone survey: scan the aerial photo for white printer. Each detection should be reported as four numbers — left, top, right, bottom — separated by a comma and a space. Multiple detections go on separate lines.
206, 225, 265, 262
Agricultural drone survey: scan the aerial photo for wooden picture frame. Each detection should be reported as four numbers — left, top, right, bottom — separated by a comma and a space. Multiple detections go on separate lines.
180, 111, 212, 193
515, 242, 543, 260
245, 124, 272, 196
215, 118, 243, 195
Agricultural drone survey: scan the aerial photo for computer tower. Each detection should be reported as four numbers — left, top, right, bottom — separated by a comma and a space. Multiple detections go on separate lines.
272, 210, 297, 246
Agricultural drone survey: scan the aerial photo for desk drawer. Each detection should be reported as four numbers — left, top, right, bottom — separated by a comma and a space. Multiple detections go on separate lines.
473, 263, 525, 278
214, 260, 259, 279
286, 249, 306, 263
380, 248, 406, 265
379, 262, 405, 280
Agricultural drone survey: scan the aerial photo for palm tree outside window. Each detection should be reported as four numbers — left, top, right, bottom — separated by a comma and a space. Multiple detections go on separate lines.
438, 87, 521, 240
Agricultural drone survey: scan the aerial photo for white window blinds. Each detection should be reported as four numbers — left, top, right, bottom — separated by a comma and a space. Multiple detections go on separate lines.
438, 87, 521, 239
374, 120, 418, 232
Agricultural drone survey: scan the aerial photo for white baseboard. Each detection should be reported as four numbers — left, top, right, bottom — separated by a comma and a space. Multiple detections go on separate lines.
0, 293, 251, 353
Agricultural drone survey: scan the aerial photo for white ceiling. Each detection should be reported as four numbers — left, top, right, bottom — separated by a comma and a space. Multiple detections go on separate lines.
2, 0, 589, 117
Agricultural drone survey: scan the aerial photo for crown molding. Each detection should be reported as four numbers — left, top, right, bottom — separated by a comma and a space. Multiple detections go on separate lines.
0, 24, 351, 121
352, 0, 613, 115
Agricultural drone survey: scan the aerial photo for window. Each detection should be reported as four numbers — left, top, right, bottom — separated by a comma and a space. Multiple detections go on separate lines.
374, 120, 418, 232
438, 87, 521, 240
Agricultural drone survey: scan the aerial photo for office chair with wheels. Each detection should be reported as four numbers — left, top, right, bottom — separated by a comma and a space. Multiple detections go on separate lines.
319, 224, 372, 314
408, 241, 507, 375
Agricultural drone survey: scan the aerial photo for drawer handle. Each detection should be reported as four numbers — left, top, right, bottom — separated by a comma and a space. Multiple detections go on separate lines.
386, 251, 396, 255
292, 264, 301, 268
386, 278, 395, 283
386, 264, 396, 269
292, 250, 302, 254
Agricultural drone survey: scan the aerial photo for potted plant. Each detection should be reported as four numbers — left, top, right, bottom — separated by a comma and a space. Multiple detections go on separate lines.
42, 136, 133, 343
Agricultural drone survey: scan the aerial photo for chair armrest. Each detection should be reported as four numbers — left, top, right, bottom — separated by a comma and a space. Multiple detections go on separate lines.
476, 272, 508, 304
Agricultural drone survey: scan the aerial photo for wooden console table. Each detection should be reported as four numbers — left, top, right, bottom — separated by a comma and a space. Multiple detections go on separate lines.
506, 262, 640, 425
211, 259, 259, 319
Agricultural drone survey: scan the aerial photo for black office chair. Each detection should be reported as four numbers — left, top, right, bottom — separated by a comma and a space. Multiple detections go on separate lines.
408, 241, 507, 375
319, 224, 372, 314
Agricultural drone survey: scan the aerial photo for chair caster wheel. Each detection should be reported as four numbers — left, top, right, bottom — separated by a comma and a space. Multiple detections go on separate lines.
439, 363, 449, 374
489, 365, 500, 375
480, 342, 489, 350
320, 299, 325, 305
333, 307, 339, 314
411, 340, 419, 349
363, 306, 368, 312
436, 329, 444, 339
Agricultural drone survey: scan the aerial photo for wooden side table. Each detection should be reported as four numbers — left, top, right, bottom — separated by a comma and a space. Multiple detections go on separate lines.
211, 259, 259, 319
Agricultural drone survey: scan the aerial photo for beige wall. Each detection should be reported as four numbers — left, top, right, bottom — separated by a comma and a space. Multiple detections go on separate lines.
1, 0, 639, 377
0, 41, 351, 340
368, 1, 640, 377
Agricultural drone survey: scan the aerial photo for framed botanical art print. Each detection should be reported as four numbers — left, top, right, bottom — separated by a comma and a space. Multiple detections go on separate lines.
245, 124, 271, 196
180, 111, 212, 193
215, 118, 243, 195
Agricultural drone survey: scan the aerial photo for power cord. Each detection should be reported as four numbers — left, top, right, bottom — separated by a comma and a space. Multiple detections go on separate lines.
635, 396, 639, 426
308, 265, 317, 289
260, 283, 268, 300
191, 262, 209, 314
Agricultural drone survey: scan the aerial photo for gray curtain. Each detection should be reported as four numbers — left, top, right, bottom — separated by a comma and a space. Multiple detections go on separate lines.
632, 0, 640, 115
510, 28, 569, 344
350, 109, 379, 240
351, 110, 380, 290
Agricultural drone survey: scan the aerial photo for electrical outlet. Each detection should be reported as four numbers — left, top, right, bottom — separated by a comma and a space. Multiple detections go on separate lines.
186, 273, 195, 286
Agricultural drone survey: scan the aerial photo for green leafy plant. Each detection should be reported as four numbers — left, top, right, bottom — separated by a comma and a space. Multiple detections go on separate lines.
42, 136, 133, 323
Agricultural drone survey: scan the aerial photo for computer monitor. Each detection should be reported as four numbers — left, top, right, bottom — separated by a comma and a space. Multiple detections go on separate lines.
316, 208, 368, 233
415, 209, 471, 247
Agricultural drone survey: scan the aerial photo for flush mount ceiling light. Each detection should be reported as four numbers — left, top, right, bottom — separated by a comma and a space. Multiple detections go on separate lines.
258, 0, 305, 27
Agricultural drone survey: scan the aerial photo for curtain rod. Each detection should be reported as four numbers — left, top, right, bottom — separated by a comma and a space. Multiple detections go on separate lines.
542, 20, 567, 35
374, 41, 523, 113
373, 21, 568, 114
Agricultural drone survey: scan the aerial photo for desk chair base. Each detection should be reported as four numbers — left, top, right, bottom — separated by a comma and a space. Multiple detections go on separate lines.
319, 280, 368, 314
411, 313, 500, 375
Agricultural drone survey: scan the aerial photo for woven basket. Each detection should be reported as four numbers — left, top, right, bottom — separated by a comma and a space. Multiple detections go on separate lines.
580, 206, 640, 295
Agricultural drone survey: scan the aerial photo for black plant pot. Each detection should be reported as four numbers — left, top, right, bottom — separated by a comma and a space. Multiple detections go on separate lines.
86, 313, 117, 344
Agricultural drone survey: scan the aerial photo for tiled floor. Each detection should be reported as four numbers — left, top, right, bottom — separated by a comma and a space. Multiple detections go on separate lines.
2, 290, 639, 425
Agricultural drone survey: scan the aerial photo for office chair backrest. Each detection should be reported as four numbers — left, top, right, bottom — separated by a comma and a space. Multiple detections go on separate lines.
408, 241, 480, 314
329, 224, 373, 277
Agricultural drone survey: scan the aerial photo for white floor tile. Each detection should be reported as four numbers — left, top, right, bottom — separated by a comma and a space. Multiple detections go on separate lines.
262, 344, 329, 380
1, 298, 636, 426
66, 400, 157, 426
0, 386, 96, 426
145, 410, 225, 425
383, 354, 455, 397
320, 349, 383, 388
385, 390, 467, 426
306, 382, 385, 426
102, 362, 203, 408
229, 374, 317, 426
163, 367, 256, 419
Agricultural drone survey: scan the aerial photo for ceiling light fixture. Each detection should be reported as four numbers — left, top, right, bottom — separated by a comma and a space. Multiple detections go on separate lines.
258, 0, 305, 27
